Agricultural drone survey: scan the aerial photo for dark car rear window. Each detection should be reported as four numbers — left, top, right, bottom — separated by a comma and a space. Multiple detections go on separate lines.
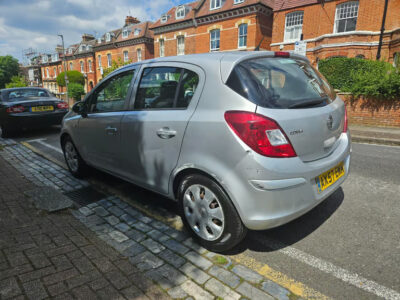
226, 57, 336, 109
4, 89, 50, 102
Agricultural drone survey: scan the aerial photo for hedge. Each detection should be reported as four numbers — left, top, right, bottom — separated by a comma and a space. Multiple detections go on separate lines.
318, 57, 400, 105
57, 70, 85, 87
67, 83, 85, 101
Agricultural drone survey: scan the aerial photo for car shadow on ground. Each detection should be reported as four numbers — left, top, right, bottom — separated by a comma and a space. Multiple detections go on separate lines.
10, 125, 61, 141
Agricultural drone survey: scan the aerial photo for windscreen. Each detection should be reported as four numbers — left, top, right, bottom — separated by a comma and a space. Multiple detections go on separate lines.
226, 57, 336, 109
4, 89, 50, 101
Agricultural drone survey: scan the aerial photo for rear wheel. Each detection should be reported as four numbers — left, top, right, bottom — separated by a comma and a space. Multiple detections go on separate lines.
62, 136, 88, 178
178, 174, 247, 252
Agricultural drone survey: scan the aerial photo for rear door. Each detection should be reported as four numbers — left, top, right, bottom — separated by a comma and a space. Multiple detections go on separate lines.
119, 63, 204, 194
77, 69, 136, 173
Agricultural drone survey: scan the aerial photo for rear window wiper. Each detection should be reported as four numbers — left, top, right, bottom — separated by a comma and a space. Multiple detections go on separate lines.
288, 97, 328, 109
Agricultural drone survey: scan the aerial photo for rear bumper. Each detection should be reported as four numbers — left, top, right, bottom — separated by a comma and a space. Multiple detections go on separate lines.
4, 111, 67, 129
227, 132, 351, 230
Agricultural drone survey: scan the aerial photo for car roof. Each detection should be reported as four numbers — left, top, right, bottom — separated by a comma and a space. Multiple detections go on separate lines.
1, 87, 48, 93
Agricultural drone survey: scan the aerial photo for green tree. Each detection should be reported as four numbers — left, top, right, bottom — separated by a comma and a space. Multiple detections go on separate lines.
103, 57, 131, 77
0, 55, 20, 88
68, 83, 85, 101
5, 76, 28, 88
56, 70, 85, 87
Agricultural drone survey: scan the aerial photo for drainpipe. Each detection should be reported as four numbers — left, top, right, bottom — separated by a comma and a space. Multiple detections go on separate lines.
376, 0, 389, 60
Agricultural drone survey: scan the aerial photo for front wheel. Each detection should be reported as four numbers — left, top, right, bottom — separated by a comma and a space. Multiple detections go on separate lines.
62, 136, 88, 178
178, 174, 247, 252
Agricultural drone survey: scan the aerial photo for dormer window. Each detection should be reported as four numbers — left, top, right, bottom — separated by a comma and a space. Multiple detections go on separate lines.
97, 37, 102, 43
80, 45, 86, 52
52, 54, 58, 62
122, 29, 129, 38
161, 14, 168, 23
68, 48, 73, 54
106, 33, 111, 42
42, 56, 48, 63
210, 0, 222, 10
234, 0, 244, 3
134, 28, 141, 36
176, 6, 185, 19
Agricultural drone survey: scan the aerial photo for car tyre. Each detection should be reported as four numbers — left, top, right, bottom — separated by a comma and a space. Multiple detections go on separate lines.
178, 174, 247, 252
62, 136, 88, 178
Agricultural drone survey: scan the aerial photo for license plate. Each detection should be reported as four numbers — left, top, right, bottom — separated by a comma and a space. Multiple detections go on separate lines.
31, 106, 54, 112
316, 161, 345, 193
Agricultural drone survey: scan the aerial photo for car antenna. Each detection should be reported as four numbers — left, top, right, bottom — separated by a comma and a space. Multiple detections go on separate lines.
254, 37, 265, 51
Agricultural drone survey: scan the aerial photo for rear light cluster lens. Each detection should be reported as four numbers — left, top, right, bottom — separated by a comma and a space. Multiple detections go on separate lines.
274, 51, 290, 58
6, 105, 25, 113
343, 106, 348, 133
57, 102, 69, 110
224, 111, 297, 158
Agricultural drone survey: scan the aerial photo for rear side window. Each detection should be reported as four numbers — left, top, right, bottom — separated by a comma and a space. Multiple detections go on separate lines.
227, 57, 336, 109
134, 67, 199, 110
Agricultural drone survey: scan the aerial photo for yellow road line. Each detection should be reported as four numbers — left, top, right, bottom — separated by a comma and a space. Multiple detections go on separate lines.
232, 253, 330, 300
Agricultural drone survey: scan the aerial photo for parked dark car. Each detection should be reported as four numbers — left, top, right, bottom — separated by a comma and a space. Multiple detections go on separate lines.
0, 87, 69, 137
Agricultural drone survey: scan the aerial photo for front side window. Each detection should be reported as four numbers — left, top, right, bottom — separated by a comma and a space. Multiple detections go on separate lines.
177, 36, 185, 55
123, 51, 129, 62
238, 24, 247, 48
107, 53, 112, 67
89, 70, 135, 113
334, 1, 359, 33
134, 67, 199, 110
137, 49, 142, 62
284, 11, 304, 42
80, 61, 84, 73
210, 29, 220, 51
210, 0, 221, 10
159, 39, 165, 57
227, 57, 336, 109
88, 60, 92, 72
98, 55, 102, 68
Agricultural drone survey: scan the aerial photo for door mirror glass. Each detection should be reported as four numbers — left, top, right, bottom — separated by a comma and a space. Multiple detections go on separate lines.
72, 101, 85, 114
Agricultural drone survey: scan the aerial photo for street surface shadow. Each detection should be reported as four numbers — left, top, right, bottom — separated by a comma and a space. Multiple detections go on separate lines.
228, 187, 344, 254
11, 125, 61, 141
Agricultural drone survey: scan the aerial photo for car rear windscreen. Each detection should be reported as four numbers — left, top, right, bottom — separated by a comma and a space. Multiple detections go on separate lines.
4, 89, 50, 101
226, 57, 336, 109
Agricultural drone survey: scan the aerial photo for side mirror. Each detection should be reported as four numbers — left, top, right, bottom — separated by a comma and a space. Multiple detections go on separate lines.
72, 101, 87, 117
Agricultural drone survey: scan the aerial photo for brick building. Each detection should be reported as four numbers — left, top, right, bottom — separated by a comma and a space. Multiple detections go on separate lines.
150, 0, 274, 58
270, 0, 400, 66
94, 17, 154, 82
40, 50, 63, 95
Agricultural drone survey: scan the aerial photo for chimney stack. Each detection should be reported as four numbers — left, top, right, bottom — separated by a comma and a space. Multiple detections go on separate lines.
82, 33, 95, 42
125, 16, 140, 26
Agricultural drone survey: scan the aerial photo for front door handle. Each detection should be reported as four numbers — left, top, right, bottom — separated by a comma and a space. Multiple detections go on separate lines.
105, 126, 118, 135
157, 127, 177, 139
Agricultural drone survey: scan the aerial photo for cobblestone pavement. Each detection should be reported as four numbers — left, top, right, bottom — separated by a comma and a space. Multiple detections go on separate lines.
0, 137, 297, 300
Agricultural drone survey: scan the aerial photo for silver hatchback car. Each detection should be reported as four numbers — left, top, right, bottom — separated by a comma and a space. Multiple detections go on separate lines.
61, 51, 351, 251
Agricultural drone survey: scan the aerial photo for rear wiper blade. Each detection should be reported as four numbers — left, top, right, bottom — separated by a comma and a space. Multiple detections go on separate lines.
288, 97, 328, 109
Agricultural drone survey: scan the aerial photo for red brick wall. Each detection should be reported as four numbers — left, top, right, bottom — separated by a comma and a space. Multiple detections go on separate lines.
340, 94, 400, 128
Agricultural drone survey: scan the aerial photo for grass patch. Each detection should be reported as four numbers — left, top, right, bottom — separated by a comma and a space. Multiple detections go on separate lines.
213, 255, 228, 265
227, 264, 234, 271
288, 292, 300, 300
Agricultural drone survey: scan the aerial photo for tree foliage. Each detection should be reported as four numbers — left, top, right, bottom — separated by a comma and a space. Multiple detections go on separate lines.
5, 76, 28, 88
103, 57, 131, 78
56, 70, 85, 87
68, 83, 85, 101
0, 55, 20, 89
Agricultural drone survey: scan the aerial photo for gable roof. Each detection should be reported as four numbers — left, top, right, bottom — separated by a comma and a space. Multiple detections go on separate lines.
116, 21, 154, 42
195, 0, 274, 18
274, 0, 320, 12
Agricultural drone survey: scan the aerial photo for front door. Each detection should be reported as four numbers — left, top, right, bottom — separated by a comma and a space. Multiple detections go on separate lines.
120, 64, 203, 195
77, 69, 136, 173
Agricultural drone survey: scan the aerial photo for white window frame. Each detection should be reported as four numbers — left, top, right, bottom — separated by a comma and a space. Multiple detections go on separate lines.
46, 68, 49, 78
69, 62, 73, 70
176, 6, 185, 19
97, 38, 102, 43
234, 0, 244, 4
334, 1, 359, 33
210, 0, 222, 10
137, 49, 142, 62
210, 29, 220, 51
88, 60, 92, 72
98, 55, 101, 68
80, 61, 84, 73
122, 29, 129, 38
123, 50, 129, 62
59, 66, 62, 73
161, 14, 168, 23
284, 11, 304, 42
134, 28, 141, 36
107, 53, 112, 67
80, 45, 86, 52
53, 67, 57, 78
105, 33, 111, 42
68, 48, 73, 54
177, 36, 185, 55
159, 39, 165, 57
42, 56, 48, 63
238, 23, 247, 48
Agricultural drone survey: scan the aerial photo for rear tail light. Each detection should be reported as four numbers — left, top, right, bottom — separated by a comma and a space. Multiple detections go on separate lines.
57, 102, 69, 110
224, 111, 297, 158
6, 105, 25, 113
274, 51, 290, 58
343, 106, 348, 133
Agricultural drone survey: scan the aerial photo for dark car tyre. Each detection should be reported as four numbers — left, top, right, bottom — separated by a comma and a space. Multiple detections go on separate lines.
178, 174, 247, 252
62, 136, 88, 178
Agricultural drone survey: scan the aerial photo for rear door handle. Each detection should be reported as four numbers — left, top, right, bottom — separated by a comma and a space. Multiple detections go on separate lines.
105, 126, 118, 135
157, 127, 177, 139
